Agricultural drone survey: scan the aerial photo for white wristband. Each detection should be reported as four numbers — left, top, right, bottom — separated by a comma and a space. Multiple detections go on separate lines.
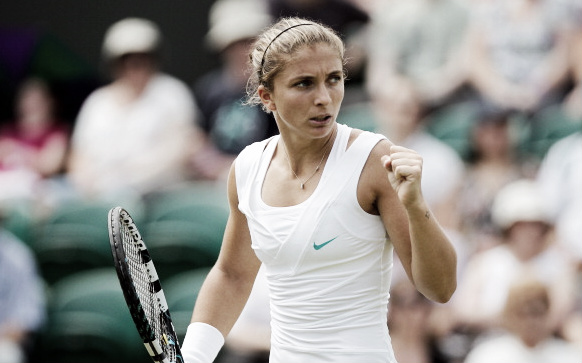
181, 322, 225, 363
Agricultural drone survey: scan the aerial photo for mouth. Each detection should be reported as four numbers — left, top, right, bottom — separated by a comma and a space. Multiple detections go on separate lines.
309, 114, 333, 123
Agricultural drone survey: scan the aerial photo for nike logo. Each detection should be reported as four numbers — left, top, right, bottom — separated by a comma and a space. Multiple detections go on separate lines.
313, 236, 338, 250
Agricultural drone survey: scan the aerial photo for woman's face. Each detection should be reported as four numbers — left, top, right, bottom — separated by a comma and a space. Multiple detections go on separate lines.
260, 43, 344, 140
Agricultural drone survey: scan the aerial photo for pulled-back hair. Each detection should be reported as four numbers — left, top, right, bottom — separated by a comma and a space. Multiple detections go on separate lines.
245, 17, 346, 112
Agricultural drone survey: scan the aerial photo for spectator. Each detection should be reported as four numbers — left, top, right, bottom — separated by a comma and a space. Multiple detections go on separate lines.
0, 217, 46, 363
536, 130, 582, 268
191, 0, 276, 181
457, 105, 526, 253
463, 277, 581, 363
453, 179, 577, 339
0, 78, 69, 205
366, 0, 471, 112
465, 0, 572, 113
67, 18, 202, 200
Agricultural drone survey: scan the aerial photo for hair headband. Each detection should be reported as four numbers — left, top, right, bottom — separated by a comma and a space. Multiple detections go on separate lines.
259, 23, 312, 76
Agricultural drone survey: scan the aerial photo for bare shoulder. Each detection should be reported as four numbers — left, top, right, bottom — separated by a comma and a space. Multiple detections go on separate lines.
227, 160, 239, 209
362, 138, 394, 187
355, 132, 396, 214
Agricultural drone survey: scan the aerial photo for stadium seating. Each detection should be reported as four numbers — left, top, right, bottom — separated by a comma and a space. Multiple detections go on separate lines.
34, 268, 149, 363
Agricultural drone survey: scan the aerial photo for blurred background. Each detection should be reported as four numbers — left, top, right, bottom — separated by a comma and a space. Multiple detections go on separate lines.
0, 0, 581, 363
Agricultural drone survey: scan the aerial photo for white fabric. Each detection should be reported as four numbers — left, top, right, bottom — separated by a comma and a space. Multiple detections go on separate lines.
0, 339, 24, 363
464, 333, 581, 363
181, 322, 225, 363
0, 230, 45, 333
454, 243, 574, 319
235, 123, 397, 363
70, 73, 197, 197
536, 132, 582, 261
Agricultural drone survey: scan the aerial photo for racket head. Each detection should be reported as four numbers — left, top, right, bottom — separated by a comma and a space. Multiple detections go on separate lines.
108, 206, 183, 363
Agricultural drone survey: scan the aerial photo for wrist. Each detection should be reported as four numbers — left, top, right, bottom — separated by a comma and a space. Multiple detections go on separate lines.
181, 322, 225, 363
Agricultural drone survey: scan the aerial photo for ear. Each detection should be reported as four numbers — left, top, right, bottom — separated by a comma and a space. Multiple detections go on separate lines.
258, 85, 276, 111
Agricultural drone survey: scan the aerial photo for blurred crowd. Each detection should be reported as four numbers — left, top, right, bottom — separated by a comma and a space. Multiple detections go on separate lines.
1, 0, 581, 362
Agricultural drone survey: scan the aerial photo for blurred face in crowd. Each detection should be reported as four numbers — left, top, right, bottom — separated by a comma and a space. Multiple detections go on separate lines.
504, 283, 551, 347
113, 52, 158, 91
507, 221, 550, 261
16, 80, 54, 127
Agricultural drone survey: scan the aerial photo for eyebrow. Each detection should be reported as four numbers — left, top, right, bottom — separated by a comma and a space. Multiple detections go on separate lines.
290, 69, 343, 81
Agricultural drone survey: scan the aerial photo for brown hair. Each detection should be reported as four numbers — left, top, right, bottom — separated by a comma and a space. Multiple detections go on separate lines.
245, 17, 346, 112
503, 277, 550, 321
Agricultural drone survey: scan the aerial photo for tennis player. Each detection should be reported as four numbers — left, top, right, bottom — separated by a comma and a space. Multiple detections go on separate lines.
182, 17, 457, 363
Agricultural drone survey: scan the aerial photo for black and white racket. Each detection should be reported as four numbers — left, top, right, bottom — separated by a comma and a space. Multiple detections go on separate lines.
108, 206, 184, 363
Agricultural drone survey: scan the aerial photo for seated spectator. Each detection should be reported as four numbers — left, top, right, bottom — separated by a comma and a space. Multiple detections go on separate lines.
464, 277, 581, 363
453, 179, 578, 339
191, 0, 276, 181
366, 0, 471, 112
0, 217, 46, 363
465, 0, 572, 113
67, 18, 202, 200
457, 105, 527, 253
536, 130, 582, 268
0, 78, 69, 205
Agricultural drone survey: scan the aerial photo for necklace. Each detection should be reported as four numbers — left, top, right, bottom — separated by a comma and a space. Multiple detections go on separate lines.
281, 128, 336, 189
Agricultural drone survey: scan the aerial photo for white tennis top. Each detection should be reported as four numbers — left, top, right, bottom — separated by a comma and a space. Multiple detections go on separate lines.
235, 124, 397, 363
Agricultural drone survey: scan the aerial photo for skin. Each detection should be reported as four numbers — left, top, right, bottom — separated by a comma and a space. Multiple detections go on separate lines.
191, 43, 457, 339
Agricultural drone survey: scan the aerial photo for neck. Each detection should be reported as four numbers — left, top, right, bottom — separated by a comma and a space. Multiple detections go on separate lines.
279, 124, 337, 189
281, 124, 337, 167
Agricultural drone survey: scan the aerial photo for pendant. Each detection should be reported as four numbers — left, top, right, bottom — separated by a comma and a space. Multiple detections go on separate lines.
300, 183, 304, 189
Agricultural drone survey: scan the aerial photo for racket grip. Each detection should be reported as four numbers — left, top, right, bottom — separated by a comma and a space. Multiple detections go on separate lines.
182, 322, 225, 363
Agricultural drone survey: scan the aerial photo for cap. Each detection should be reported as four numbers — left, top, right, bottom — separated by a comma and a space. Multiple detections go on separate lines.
102, 18, 161, 60
491, 179, 550, 230
205, 0, 272, 51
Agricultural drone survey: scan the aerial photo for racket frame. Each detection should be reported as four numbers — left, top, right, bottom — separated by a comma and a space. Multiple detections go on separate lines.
108, 206, 184, 363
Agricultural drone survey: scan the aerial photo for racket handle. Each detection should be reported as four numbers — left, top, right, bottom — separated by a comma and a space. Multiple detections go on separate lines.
182, 322, 225, 363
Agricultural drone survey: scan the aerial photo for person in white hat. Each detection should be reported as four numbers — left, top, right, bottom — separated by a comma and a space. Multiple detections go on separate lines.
68, 18, 202, 199
464, 277, 581, 363
449, 178, 578, 358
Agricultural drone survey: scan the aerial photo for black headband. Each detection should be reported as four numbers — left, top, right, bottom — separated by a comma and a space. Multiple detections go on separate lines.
259, 23, 312, 76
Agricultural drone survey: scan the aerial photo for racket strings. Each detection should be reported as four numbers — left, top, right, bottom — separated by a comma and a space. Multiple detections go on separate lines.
121, 223, 162, 331
120, 218, 176, 360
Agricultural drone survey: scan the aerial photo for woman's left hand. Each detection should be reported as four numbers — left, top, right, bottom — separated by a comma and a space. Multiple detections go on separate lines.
381, 145, 424, 207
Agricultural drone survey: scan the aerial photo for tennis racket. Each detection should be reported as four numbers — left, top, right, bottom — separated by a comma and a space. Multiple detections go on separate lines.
108, 206, 184, 363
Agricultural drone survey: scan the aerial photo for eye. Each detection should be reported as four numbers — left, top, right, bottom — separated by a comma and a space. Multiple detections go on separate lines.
294, 79, 313, 88
328, 73, 344, 85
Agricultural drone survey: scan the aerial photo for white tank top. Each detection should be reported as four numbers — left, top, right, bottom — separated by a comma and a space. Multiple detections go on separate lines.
235, 123, 397, 363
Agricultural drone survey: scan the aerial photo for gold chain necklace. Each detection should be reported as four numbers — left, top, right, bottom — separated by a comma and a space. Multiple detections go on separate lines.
281, 128, 336, 189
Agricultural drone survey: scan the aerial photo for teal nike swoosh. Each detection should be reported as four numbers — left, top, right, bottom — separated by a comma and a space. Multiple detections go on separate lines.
313, 236, 338, 250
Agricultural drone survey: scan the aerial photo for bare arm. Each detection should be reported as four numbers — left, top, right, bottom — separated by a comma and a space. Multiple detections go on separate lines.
190, 162, 262, 337
361, 140, 457, 303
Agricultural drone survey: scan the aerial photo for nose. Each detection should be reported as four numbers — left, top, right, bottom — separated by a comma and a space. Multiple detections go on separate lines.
314, 83, 332, 106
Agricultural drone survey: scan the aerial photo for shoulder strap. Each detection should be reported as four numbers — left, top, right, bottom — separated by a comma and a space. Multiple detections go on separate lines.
235, 135, 278, 216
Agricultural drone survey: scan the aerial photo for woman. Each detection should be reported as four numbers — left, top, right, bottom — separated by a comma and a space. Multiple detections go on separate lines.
0, 78, 69, 202
182, 17, 457, 363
